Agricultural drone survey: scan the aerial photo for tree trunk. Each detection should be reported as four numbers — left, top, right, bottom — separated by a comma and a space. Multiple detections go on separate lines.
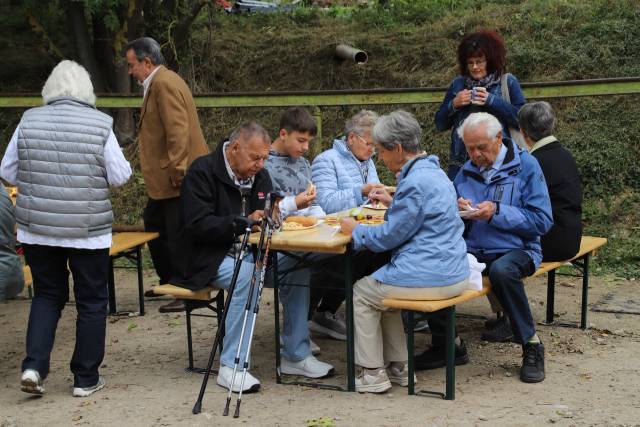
63, 0, 106, 92
165, 0, 208, 67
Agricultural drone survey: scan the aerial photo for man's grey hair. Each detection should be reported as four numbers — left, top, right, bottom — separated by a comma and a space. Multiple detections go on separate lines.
372, 110, 421, 153
229, 122, 271, 146
41, 60, 96, 106
124, 37, 166, 66
457, 112, 502, 141
518, 101, 556, 142
345, 110, 379, 137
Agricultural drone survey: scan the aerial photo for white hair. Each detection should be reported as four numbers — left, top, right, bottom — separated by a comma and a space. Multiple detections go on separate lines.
457, 112, 502, 141
41, 60, 96, 106
372, 110, 422, 153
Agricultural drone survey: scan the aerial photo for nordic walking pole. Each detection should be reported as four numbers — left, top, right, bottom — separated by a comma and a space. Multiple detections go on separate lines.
192, 218, 255, 414
233, 221, 274, 418
222, 215, 269, 416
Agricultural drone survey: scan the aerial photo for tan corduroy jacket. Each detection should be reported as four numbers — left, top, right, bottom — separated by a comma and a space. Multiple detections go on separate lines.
137, 66, 209, 200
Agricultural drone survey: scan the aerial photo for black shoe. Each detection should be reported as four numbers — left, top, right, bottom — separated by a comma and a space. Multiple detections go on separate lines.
483, 312, 505, 329
481, 316, 514, 343
520, 342, 545, 383
158, 299, 186, 313
414, 339, 469, 371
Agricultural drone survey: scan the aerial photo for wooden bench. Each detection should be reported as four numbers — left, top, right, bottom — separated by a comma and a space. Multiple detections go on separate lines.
108, 231, 159, 316
153, 284, 224, 373
382, 235, 607, 399
528, 236, 607, 329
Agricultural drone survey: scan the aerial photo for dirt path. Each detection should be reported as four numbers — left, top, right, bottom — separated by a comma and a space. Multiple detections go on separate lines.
1, 269, 639, 426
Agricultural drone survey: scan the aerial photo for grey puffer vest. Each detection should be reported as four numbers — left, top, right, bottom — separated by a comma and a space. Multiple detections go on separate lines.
16, 97, 114, 238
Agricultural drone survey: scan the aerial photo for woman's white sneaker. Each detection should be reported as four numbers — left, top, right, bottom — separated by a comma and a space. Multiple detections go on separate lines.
355, 367, 392, 393
21, 369, 44, 395
281, 355, 334, 379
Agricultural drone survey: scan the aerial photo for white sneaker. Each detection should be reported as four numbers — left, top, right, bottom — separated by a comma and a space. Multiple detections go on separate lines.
356, 366, 392, 393
386, 361, 416, 387
281, 355, 334, 379
21, 369, 44, 395
309, 311, 347, 341
279, 336, 321, 356
73, 376, 106, 397
217, 365, 260, 393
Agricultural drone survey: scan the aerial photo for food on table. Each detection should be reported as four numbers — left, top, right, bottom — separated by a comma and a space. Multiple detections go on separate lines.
282, 216, 318, 231
325, 214, 384, 226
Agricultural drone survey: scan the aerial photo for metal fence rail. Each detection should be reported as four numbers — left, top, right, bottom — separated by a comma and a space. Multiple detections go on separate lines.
1, 77, 638, 109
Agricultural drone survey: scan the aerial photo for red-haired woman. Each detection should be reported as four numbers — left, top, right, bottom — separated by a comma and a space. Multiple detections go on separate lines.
435, 30, 526, 179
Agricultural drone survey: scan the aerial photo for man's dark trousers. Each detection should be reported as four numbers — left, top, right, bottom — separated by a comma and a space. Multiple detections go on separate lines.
427, 249, 536, 346
22, 244, 110, 387
143, 197, 182, 283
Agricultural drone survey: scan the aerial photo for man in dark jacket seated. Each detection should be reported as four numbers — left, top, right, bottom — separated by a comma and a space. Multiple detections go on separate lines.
171, 122, 272, 393
519, 101, 583, 261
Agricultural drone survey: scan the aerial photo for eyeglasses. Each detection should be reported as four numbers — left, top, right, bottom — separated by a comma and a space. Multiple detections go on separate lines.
355, 134, 376, 149
467, 58, 487, 68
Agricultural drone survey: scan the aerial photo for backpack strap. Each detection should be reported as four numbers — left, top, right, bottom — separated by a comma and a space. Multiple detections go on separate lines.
500, 73, 511, 104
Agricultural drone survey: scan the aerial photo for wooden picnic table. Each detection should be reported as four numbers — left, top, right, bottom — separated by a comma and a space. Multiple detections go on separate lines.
108, 231, 159, 316
248, 207, 384, 392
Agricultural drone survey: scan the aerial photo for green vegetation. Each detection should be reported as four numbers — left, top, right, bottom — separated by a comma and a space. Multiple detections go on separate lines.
1, 0, 638, 277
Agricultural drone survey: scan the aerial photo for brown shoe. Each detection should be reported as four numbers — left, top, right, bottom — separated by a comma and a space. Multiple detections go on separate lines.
158, 299, 185, 313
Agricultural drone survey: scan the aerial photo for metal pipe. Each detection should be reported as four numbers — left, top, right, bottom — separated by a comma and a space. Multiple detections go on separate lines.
335, 44, 368, 64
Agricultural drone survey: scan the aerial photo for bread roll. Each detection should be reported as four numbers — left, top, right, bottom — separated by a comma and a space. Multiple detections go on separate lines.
284, 216, 317, 227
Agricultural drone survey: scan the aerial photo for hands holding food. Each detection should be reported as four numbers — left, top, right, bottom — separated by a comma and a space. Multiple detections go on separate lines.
294, 181, 316, 209
361, 182, 384, 196
368, 187, 392, 207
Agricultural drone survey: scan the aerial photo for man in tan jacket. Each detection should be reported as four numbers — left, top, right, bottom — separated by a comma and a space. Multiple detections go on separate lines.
125, 37, 209, 312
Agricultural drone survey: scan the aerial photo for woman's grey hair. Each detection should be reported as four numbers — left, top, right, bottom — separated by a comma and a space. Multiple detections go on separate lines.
457, 112, 502, 141
518, 101, 556, 142
372, 110, 421, 153
229, 121, 271, 146
124, 37, 166, 65
345, 110, 379, 137
41, 60, 96, 106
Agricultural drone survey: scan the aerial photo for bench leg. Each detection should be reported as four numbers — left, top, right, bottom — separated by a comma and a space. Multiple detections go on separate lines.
581, 254, 590, 329
345, 246, 355, 392
445, 306, 456, 400
136, 245, 145, 316
546, 269, 556, 324
108, 257, 116, 315
407, 311, 415, 395
186, 304, 194, 371
273, 253, 282, 385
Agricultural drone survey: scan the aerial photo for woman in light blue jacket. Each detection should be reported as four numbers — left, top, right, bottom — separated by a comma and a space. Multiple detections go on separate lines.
307, 111, 383, 341
311, 110, 382, 214
340, 110, 469, 394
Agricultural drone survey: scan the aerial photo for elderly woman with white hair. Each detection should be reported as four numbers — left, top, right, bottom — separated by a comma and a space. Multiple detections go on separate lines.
307, 110, 384, 342
340, 110, 469, 393
0, 60, 131, 397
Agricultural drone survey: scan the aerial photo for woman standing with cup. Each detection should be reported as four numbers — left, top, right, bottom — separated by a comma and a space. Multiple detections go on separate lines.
435, 29, 526, 179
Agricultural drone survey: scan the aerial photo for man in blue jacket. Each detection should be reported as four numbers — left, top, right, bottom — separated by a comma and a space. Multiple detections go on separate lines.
455, 112, 552, 383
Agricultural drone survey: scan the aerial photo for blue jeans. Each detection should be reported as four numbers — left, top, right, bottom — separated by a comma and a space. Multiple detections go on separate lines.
212, 254, 260, 368
482, 250, 536, 344
277, 252, 336, 362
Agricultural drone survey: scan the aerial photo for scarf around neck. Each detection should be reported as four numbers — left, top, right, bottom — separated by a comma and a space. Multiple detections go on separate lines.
464, 72, 501, 90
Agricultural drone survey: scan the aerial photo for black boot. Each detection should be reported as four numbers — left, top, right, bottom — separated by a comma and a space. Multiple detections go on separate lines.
520, 342, 545, 383
481, 315, 514, 343
414, 339, 469, 371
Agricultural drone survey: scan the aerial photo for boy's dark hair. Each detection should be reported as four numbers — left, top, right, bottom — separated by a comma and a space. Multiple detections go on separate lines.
279, 107, 317, 136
